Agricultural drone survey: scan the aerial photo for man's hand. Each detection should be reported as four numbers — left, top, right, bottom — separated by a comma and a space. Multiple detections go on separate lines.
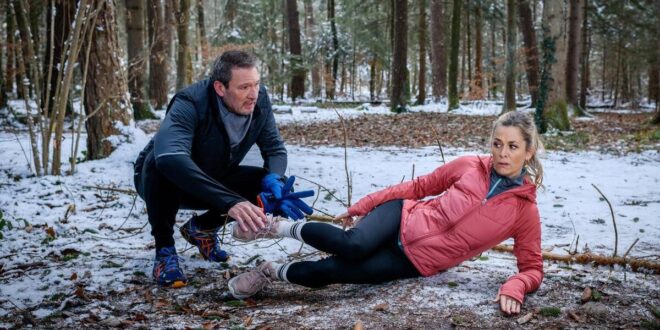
493, 293, 521, 315
228, 201, 267, 232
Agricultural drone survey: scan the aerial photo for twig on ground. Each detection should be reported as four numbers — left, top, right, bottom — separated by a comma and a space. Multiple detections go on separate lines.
82, 185, 137, 195
429, 125, 446, 164
622, 238, 640, 259
591, 184, 619, 257
296, 175, 348, 208
113, 194, 138, 232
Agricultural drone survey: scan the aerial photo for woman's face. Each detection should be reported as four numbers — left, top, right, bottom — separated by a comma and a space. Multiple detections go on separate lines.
491, 125, 533, 179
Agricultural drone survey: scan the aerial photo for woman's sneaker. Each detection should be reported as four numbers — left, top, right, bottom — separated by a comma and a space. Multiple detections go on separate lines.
231, 215, 285, 242
180, 216, 229, 262
228, 262, 276, 299
153, 246, 187, 288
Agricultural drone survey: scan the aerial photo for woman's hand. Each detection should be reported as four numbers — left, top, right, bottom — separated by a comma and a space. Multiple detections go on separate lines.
493, 293, 521, 315
334, 211, 355, 229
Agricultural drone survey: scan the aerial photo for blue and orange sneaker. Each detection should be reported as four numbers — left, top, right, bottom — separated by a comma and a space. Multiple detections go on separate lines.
153, 246, 187, 288
179, 217, 230, 262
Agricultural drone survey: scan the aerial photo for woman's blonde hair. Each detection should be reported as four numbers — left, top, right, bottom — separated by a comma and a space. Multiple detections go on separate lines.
491, 111, 544, 188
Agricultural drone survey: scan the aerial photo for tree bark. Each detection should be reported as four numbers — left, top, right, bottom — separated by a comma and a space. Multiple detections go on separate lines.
390, 0, 408, 111
4, 7, 16, 99
430, 0, 447, 100
126, 0, 154, 120
518, 0, 539, 108
546, 0, 566, 104
655, 0, 660, 124
579, 0, 589, 110
44, 0, 75, 117
286, 0, 304, 101
196, 0, 208, 64
503, 0, 516, 112
474, 0, 484, 97
12, 0, 36, 98
566, 0, 582, 109
416, 0, 427, 105
148, 0, 169, 109
81, 0, 132, 161
304, 0, 321, 98
327, 0, 338, 100
448, 0, 462, 110
175, 0, 192, 91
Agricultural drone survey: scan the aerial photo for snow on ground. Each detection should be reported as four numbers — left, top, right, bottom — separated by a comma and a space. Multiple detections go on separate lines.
0, 102, 658, 321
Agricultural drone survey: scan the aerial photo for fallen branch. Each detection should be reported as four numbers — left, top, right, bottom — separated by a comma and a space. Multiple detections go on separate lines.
82, 185, 137, 195
429, 125, 446, 164
333, 109, 352, 206
306, 214, 343, 225
492, 244, 660, 274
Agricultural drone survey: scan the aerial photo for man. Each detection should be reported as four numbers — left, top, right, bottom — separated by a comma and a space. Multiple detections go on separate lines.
134, 51, 311, 287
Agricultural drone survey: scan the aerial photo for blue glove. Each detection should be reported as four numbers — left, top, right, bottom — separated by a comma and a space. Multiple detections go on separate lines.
261, 173, 286, 199
258, 175, 314, 220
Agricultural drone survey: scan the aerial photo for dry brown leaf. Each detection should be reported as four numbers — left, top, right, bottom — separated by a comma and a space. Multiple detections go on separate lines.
70, 272, 78, 281
373, 303, 389, 312
568, 310, 583, 322
243, 316, 253, 327
354, 320, 364, 330
132, 313, 147, 321
201, 310, 230, 319
74, 286, 86, 299
153, 298, 170, 308
581, 287, 592, 304
45, 226, 56, 238
516, 312, 534, 324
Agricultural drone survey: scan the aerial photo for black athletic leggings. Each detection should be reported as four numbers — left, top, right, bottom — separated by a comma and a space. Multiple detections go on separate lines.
286, 199, 420, 287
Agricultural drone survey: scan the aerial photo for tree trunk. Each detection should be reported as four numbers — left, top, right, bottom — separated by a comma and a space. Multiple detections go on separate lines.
503, 0, 516, 112
579, 0, 589, 110
566, 0, 582, 110
196, 0, 208, 65
448, 0, 462, 110
327, 0, 338, 100
547, 0, 567, 104
126, 0, 154, 120
286, 0, 304, 101
43, 0, 75, 117
430, 0, 447, 100
304, 0, 321, 98
148, 0, 169, 109
518, 0, 539, 108
12, 0, 36, 98
175, 0, 192, 91
466, 0, 472, 93
4, 7, 16, 99
416, 0, 427, 105
81, 0, 132, 162
536, 0, 571, 132
655, 0, 660, 124
474, 0, 484, 97
391, 0, 408, 112
164, 0, 175, 79
489, 23, 498, 98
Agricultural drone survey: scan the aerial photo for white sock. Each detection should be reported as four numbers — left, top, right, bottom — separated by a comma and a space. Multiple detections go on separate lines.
271, 262, 292, 282
276, 221, 305, 242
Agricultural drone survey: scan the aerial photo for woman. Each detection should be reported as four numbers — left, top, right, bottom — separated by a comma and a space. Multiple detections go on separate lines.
228, 111, 544, 315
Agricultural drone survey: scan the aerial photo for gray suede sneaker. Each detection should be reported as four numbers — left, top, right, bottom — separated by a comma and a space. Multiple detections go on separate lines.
232, 215, 285, 242
228, 262, 277, 299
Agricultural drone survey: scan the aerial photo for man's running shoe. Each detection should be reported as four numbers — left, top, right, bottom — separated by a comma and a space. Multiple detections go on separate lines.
180, 216, 229, 262
153, 246, 187, 288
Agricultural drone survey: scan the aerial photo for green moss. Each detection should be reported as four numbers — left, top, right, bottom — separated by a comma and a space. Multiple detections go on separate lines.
539, 306, 561, 317
544, 100, 572, 131
447, 281, 458, 288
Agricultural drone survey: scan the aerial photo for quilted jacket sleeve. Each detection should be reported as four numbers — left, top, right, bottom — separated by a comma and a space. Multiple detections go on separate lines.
347, 156, 475, 216
498, 203, 544, 304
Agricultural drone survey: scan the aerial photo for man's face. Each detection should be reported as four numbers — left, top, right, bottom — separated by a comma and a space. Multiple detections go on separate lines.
214, 67, 260, 116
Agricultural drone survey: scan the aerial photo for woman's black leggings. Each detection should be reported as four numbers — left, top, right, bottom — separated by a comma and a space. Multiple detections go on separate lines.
286, 199, 420, 287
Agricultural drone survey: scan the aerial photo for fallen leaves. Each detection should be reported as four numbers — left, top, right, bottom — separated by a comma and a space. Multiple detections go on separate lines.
279, 112, 657, 154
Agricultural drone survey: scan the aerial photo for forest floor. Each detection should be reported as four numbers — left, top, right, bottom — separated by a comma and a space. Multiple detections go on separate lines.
1, 105, 659, 329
